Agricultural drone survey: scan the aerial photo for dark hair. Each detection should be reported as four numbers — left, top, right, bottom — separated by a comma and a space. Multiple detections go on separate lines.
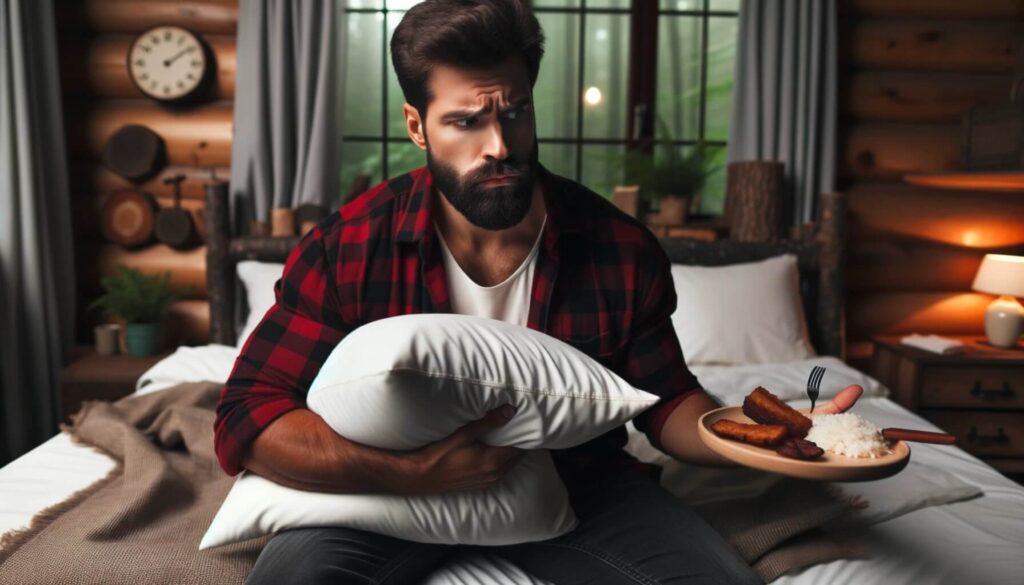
390, 0, 545, 115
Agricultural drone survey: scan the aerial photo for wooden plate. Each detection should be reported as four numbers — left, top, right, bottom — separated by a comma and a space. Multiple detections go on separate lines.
698, 406, 911, 482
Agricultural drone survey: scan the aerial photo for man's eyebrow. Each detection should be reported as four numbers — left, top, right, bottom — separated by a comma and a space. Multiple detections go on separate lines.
439, 96, 531, 123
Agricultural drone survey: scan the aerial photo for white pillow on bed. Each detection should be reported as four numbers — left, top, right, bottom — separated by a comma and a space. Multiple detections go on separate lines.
670, 254, 815, 365
200, 314, 659, 549
235, 260, 284, 347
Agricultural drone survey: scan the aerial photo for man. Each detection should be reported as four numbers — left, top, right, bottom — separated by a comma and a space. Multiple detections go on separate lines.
216, 1, 862, 583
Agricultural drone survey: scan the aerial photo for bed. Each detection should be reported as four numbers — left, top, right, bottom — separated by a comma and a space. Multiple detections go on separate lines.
2, 189, 1022, 584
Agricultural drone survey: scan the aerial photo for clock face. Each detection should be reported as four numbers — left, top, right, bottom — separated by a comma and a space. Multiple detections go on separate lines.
128, 26, 208, 102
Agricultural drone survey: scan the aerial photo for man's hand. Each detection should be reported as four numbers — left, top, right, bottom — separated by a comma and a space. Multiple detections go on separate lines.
404, 405, 525, 495
242, 404, 523, 496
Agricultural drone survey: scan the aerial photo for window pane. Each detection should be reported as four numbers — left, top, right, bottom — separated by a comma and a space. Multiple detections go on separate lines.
384, 0, 423, 9
533, 0, 581, 8
710, 0, 740, 11
587, 0, 631, 8
346, 0, 383, 8
660, 0, 703, 10
340, 141, 383, 204
581, 144, 626, 199
694, 145, 727, 214
343, 12, 384, 137
705, 17, 736, 141
534, 13, 579, 140
656, 16, 702, 142
388, 141, 425, 177
538, 141, 577, 181
386, 12, 412, 139
582, 13, 630, 140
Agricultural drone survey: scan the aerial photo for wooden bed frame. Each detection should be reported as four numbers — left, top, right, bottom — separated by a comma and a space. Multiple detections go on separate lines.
205, 187, 845, 358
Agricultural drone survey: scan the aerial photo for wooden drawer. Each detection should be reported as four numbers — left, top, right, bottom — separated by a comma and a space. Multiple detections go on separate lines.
924, 410, 1024, 458
918, 365, 1024, 410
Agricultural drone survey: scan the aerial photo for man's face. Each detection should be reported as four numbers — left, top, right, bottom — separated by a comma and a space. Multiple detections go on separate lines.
407, 58, 539, 231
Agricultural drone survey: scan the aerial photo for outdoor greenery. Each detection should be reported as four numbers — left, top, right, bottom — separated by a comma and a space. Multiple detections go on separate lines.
88, 265, 184, 324
338, 0, 736, 213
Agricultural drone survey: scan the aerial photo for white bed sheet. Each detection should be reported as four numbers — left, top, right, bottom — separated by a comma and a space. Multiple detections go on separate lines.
1, 345, 1022, 585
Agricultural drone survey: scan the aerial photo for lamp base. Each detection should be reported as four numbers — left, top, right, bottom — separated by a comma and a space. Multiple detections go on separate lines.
984, 295, 1024, 348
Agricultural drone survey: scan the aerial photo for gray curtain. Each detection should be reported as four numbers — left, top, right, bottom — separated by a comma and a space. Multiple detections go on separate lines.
0, 0, 76, 463
230, 0, 342, 232
727, 0, 837, 225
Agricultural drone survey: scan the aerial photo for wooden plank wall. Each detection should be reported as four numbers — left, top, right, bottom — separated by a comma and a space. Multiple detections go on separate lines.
838, 0, 1024, 365
57, 0, 238, 346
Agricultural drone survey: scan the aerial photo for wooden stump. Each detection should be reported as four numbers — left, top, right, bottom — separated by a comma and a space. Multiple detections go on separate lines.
725, 160, 784, 243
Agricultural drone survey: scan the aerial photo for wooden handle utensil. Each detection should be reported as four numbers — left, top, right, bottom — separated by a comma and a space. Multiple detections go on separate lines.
882, 428, 956, 445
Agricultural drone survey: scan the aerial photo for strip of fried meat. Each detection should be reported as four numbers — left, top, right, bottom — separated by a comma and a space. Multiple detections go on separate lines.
710, 419, 789, 447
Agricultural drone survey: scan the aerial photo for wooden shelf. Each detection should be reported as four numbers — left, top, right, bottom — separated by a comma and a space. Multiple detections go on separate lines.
904, 171, 1024, 192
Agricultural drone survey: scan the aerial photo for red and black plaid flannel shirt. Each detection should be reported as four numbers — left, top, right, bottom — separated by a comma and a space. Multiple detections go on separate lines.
214, 165, 708, 477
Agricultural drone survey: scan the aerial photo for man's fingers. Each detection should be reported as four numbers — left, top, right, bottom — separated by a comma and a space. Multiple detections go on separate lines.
449, 404, 517, 447
814, 384, 863, 415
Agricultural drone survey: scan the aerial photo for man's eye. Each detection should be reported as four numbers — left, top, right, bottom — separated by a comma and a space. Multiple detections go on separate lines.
503, 104, 531, 121
454, 117, 477, 128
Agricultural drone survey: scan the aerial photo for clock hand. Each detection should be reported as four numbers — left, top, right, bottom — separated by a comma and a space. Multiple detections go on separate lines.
163, 46, 196, 67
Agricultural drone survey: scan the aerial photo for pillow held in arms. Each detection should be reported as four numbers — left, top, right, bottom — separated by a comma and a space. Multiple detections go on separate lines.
200, 314, 659, 549
670, 254, 815, 365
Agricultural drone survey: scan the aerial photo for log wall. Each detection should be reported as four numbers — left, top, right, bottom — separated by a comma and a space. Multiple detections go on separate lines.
58, 0, 238, 346
839, 0, 1024, 365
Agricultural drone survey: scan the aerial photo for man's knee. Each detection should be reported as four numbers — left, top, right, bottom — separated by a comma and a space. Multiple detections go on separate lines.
246, 527, 399, 585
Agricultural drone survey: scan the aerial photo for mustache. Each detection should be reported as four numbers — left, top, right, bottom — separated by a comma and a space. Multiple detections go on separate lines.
466, 159, 528, 183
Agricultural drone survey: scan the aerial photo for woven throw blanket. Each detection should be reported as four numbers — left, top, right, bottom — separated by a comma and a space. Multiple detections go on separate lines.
0, 381, 267, 585
0, 381, 863, 584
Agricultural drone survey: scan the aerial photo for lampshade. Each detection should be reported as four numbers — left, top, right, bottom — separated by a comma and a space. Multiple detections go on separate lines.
972, 254, 1024, 297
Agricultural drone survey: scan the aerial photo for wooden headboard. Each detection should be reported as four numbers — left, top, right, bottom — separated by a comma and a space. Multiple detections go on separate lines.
205, 188, 845, 358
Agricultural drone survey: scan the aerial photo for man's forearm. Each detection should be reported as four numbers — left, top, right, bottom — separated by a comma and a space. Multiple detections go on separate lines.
241, 408, 416, 494
657, 391, 736, 467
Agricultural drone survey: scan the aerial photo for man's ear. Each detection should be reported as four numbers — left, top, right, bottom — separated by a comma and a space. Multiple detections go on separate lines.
403, 104, 427, 151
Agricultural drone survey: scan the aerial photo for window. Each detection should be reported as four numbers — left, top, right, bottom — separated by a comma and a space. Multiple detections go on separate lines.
338, 0, 738, 213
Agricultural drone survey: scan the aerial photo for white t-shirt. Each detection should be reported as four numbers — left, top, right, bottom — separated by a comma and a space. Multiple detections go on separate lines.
435, 217, 547, 327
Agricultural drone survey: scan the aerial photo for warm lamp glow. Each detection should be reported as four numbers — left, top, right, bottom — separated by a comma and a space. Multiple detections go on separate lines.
972, 254, 1024, 298
583, 86, 602, 106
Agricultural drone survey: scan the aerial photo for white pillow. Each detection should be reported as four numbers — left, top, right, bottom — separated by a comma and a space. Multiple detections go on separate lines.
235, 260, 284, 347
670, 254, 815, 365
201, 314, 659, 549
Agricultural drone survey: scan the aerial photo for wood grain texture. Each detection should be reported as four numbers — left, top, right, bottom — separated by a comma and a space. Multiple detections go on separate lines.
842, 123, 959, 180
79, 243, 208, 298
846, 182, 1024, 248
845, 0, 1024, 20
59, 34, 236, 99
843, 71, 1013, 123
163, 300, 211, 346
56, 0, 238, 35
841, 20, 1022, 73
74, 191, 207, 241
847, 292, 994, 339
65, 100, 233, 167
846, 241, 995, 293
70, 163, 230, 200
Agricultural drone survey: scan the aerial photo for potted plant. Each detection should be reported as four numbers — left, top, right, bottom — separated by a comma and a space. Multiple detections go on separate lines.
618, 119, 711, 226
88, 265, 183, 356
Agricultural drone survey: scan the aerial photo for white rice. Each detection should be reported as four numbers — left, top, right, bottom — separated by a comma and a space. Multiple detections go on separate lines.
806, 412, 890, 458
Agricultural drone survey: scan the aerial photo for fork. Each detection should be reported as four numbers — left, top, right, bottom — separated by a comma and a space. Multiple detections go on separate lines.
807, 366, 826, 413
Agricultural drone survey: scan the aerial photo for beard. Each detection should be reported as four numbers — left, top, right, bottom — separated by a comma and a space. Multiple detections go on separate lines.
426, 141, 539, 231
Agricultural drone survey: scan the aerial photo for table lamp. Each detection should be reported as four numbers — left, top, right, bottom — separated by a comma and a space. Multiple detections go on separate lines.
971, 254, 1024, 348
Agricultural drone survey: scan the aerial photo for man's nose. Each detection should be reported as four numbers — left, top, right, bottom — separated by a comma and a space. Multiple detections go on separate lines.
481, 119, 510, 161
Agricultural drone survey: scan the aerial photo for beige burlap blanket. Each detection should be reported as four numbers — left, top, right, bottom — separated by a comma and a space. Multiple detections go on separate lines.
0, 381, 266, 584
0, 381, 863, 584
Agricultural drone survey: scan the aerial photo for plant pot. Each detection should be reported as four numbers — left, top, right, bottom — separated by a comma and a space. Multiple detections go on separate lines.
656, 195, 691, 226
125, 322, 161, 357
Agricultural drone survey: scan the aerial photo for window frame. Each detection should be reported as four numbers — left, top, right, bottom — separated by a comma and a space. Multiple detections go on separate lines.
339, 0, 738, 207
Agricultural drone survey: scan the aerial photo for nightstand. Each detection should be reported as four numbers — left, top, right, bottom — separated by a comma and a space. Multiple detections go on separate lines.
871, 336, 1024, 477
60, 346, 169, 422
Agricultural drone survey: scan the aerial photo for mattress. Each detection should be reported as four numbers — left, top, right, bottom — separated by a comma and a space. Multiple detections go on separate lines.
1, 346, 1022, 585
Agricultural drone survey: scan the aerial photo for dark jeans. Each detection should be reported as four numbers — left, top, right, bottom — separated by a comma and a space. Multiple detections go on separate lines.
245, 468, 763, 585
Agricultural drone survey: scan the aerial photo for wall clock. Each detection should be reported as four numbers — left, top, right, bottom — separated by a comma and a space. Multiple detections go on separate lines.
127, 25, 213, 103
